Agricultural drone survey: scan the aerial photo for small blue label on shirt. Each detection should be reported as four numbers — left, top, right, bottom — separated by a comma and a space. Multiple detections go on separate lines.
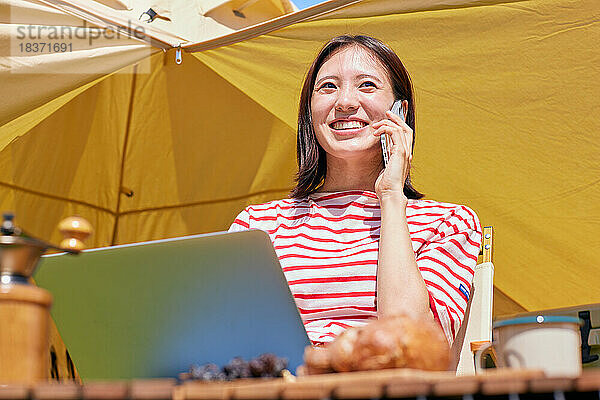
459, 284, 470, 301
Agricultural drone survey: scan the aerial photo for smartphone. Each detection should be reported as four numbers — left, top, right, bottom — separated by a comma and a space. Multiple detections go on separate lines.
381, 100, 405, 167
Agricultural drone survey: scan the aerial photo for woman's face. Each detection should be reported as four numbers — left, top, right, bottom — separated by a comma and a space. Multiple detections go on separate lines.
311, 45, 395, 161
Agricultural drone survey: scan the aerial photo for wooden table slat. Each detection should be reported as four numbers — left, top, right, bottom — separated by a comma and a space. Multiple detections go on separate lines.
281, 382, 335, 400
0, 384, 30, 400
33, 383, 82, 400
130, 379, 176, 400
82, 382, 129, 400
332, 383, 384, 399
476, 369, 546, 396
528, 377, 575, 393
232, 381, 283, 400
480, 379, 528, 395
385, 381, 431, 398
179, 380, 257, 400
432, 376, 479, 396
476, 369, 546, 381
177, 385, 229, 400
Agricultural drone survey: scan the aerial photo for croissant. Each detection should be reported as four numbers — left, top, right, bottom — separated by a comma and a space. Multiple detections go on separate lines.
303, 314, 450, 373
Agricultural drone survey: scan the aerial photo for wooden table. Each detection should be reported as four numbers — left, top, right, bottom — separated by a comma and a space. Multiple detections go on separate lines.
2, 369, 600, 400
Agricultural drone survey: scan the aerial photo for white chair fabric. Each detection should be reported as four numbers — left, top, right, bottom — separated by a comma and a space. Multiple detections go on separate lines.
452, 261, 495, 375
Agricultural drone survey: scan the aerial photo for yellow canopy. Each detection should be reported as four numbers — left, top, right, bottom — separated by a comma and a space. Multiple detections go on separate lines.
1, 0, 598, 317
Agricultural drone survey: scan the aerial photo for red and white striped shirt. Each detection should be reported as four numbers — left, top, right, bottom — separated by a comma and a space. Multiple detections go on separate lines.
228, 190, 482, 346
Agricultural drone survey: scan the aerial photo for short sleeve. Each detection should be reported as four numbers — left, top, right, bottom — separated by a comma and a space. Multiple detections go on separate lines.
228, 207, 251, 233
416, 205, 482, 345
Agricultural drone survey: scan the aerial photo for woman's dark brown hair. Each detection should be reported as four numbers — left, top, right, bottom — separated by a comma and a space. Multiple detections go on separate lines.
290, 35, 424, 200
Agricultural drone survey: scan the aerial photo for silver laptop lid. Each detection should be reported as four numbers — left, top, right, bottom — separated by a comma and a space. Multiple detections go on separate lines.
35, 230, 310, 380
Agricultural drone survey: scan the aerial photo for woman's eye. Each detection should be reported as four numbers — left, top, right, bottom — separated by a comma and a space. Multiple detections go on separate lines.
319, 82, 336, 90
360, 81, 376, 88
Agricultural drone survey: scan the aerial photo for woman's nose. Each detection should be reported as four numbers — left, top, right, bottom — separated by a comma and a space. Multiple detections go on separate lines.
335, 88, 359, 112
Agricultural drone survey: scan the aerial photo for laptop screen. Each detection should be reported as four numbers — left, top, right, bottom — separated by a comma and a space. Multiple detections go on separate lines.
35, 230, 310, 380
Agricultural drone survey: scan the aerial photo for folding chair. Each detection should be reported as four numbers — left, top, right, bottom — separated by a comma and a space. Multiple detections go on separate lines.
452, 226, 495, 375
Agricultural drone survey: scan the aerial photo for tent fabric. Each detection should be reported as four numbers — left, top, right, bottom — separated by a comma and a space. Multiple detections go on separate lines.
32, 0, 298, 45
0, 0, 356, 154
0, 0, 598, 318
0, 0, 157, 140
0, 50, 298, 244
0, 0, 296, 148
181, 0, 359, 52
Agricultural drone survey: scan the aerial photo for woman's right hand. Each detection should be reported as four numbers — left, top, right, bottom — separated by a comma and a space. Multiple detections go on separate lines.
372, 105, 412, 202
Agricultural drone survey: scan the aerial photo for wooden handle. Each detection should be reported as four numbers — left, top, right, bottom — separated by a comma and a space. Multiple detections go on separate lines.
58, 217, 92, 251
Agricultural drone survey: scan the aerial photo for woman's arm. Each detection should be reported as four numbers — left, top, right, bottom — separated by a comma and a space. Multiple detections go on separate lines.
377, 193, 433, 321
373, 111, 481, 342
372, 107, 434, 322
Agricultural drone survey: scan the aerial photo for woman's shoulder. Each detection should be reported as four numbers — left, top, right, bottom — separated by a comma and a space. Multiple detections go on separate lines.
229, 196, 309, 233
408, 198, 481, 232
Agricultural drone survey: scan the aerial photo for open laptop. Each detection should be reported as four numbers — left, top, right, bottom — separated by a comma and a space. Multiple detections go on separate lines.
34, 230, 311, 380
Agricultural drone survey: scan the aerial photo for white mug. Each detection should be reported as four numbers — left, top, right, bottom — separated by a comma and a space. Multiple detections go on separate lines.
476, 315, 582, 377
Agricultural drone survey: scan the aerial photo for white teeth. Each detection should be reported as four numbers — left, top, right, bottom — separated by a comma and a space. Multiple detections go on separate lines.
331, 120, 366, 130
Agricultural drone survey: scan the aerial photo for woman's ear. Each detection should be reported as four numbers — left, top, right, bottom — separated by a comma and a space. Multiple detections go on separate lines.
401, 100, 409, 120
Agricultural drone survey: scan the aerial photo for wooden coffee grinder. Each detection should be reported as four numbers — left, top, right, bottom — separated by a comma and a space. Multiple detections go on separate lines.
0, 213, 91, 384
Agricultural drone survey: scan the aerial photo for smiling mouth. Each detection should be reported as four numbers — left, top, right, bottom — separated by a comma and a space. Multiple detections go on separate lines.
329, 120, 368, 130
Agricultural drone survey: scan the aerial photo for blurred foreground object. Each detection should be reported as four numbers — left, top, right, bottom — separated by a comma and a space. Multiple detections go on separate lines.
0, 214, 90, 384
303, 314, 450, 374
181, 353, 289, 382
58, 217, 94, 251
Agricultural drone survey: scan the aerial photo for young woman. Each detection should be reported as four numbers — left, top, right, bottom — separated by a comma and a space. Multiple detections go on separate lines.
229, 35, 482, 347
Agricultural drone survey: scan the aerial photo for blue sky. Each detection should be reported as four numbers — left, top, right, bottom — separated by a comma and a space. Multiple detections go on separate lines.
293, 0, 323, 9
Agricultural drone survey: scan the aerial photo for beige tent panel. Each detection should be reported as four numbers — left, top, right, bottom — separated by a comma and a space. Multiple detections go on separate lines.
204, 0, 297, 31
0, 51, 299, 248
91, 0, 131, 11
116, 52, 298, 212
0, 0, 299, 140
35, 0, 186, 46
183, 0, 359, 52
193, 35, 314, 128
0, 69, 136, 212
0, 0, 88, 26
114, 188, 293, 244
137, 0, 299, 45
0, 37, 151, 122
191, 0, 600, 313
0, 74, 106, 150
0, 26, 155, 130
0, 186, 117, 247
200, 0, 296, 15
31, 0, 298, 47
111, 52, 298, 242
